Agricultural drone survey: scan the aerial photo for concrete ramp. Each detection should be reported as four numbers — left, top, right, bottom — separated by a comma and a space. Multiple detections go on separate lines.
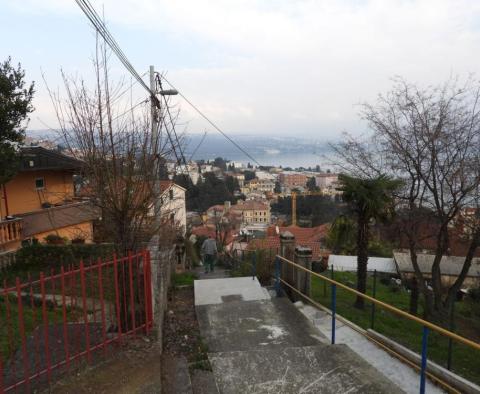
194, 277, 270, 306
210, 345, 404, 394
196, 298, 326, 352
194, 277, 404, 393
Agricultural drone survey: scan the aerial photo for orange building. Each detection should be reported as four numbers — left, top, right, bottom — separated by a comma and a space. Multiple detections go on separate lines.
0, 147, 98, 252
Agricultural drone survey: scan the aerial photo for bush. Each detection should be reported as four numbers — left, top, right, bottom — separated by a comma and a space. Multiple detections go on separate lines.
468, 287, 480, 302
13, 243, 115, 275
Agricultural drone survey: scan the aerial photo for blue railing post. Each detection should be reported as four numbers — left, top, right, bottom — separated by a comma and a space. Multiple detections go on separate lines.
420, 326, 429, 394
275, 257, 281, 296
252, 252, 257, 280
331, 283, 337, 344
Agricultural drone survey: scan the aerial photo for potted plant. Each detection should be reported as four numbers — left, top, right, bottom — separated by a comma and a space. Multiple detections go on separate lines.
45, 234, 65, 245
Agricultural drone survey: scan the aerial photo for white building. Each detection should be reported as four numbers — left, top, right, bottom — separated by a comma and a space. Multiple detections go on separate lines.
159, 181, 187, 235
315, 173, 338, 190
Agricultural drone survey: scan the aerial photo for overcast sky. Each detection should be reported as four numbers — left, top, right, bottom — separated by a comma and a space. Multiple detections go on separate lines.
1, 0, 480, 139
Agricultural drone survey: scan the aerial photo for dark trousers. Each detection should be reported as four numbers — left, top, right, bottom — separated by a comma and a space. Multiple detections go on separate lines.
204, 254, 215, 273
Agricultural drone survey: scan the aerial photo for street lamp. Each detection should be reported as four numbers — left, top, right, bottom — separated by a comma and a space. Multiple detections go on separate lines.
159, 89, 178, 96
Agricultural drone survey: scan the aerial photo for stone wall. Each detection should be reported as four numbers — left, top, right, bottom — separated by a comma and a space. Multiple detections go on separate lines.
148, 235, 176, 349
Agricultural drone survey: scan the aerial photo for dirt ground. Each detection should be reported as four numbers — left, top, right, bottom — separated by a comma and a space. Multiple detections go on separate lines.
162, 286, 210, 371
44, 338, 162, 394
162, 286, 216, 394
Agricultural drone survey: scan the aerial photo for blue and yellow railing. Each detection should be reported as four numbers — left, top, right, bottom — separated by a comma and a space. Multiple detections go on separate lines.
274, 255, 480, 394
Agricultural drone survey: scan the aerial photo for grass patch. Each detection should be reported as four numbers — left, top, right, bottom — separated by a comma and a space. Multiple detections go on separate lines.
173, 272, 198, 287
0, 295, 77, 360
311, 270, 480, 385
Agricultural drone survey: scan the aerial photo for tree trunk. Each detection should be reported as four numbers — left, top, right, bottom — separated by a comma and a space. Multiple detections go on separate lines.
355, 216, 369, 309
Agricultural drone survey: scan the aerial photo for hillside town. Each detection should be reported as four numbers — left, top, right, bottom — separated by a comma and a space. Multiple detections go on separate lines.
2, 1, 480, 394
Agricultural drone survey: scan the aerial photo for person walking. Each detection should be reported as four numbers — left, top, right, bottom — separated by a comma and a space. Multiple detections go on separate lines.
201, 234, 218, 274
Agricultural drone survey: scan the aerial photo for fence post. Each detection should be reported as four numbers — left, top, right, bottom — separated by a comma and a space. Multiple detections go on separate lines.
275, 257, 281, 296
79, 261, 91, 362
447, 301, 455, 370
145, 250, 154, 330
371, 269, 377, 329
16, 277, 30, 390
331, 283, 337, 345
420, 326, 429, 394
252, 252, 257, 280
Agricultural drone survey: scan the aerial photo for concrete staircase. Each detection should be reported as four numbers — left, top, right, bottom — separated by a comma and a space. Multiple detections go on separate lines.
194, 277, 404, 394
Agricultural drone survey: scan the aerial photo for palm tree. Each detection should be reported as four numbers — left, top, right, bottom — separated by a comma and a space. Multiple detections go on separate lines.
337, 174, 402, 309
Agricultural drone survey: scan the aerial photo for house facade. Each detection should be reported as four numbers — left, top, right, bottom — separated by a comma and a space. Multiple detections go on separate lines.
279, 172, 307, 189
0, 147, 98, 252
159, 181, 187, 235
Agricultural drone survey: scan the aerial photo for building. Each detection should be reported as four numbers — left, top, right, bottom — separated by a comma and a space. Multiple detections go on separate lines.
232, 173, 245, 188
168, 162, 200, 185
247, 224, 330, 261
315, 173, 339, 194
279, 172, 307, 189
393, 252, 480, 288
233, 200, 271, 224
0, 147, 99, 252
159, 181, 187, 235
206, 200, 271, 226
328, 255, 397, 273
247, 178, 275, 194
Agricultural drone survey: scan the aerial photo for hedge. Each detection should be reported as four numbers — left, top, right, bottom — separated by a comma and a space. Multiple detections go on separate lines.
3, 243, 116, 282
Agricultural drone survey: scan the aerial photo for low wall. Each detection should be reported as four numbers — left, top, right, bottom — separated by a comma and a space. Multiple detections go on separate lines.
367, 329, 480, 394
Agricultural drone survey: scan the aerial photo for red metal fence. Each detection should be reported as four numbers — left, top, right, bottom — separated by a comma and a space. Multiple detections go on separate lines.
0, 250, 153, 393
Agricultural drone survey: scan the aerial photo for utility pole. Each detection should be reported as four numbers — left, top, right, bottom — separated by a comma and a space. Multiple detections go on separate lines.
150, 65, 161, 227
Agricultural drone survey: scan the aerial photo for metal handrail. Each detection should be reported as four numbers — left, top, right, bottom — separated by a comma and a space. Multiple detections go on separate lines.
276, 255, 480, 352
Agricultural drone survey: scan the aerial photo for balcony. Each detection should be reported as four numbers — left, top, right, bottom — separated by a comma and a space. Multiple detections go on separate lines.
0, 218, 23, 247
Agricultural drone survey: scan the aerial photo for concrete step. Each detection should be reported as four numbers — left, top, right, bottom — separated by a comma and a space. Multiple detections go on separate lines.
208, 344, 405, 394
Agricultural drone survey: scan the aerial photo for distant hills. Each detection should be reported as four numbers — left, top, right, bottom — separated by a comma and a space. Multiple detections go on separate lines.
26, 130, 333, 168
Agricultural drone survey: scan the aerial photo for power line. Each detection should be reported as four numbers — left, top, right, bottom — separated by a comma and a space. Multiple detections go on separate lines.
75, 0, 154, 99
160, 74, 262, 166
111, 98, 149, 122
188, 131, 208, 161
75, 0, 261, 167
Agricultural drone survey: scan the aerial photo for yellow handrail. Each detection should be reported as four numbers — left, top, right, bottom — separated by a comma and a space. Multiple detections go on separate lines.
276, 255, 480, 352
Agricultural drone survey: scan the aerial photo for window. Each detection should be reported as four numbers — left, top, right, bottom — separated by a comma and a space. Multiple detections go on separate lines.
35, 178, 45, 190
169, 189, 174, 200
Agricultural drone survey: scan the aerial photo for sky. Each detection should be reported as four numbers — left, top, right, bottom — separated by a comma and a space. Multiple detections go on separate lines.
1, 0, 480, 140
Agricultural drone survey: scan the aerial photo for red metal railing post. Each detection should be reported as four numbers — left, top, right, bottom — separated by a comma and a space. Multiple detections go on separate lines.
128, 251, 136, 335
17, 277, 31, 390
145, 250, 153, 329
79, 261, 91, 362
113, 254, 123, 341
40, 272, 52, 384
97, 258, 107, 354
60, 266, 71, 369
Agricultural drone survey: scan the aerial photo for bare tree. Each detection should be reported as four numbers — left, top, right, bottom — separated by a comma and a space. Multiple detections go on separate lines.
47, 38, 183, 254
332, 77, 480, 322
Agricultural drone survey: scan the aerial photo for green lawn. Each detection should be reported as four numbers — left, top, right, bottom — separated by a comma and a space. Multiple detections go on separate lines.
311, 271, 480, 385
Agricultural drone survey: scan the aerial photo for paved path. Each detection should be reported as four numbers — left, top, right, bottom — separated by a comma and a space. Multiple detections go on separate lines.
194, 277, 404, 393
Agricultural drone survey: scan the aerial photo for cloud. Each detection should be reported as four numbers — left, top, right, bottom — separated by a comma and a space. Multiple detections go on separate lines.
10, 0, 480, 138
